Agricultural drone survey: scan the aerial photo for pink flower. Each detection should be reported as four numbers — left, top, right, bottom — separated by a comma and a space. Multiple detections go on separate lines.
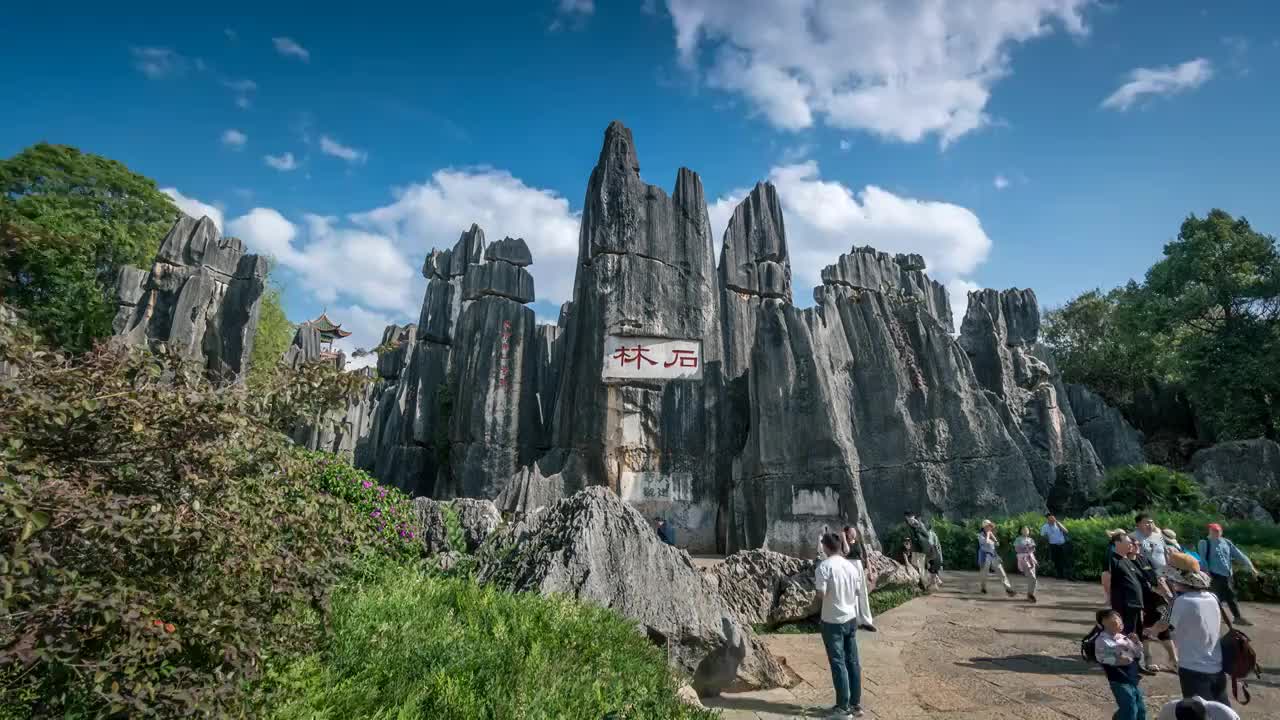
362, 481, 373, 489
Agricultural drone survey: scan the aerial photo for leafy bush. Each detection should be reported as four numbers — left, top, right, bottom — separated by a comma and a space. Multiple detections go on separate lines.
912, 510, 1280, 601
267, 568, 713, 720
0, 311, 419, 718
298, 449, 421, 552
1099, 464, 1206, 513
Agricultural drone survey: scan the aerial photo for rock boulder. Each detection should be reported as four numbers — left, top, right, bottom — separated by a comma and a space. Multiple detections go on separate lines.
476, 487, 796, 696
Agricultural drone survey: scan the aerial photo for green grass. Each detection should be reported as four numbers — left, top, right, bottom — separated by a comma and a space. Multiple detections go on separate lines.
266, 566, 714, 720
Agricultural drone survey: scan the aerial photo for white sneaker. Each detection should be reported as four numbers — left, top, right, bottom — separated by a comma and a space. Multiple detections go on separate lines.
826, 711, 853, 720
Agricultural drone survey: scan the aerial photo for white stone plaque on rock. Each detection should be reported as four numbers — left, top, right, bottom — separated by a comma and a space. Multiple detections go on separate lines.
602, 335, 702, 381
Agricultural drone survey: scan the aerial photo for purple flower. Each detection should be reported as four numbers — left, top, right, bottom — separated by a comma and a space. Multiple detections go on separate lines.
370, 510, 382, 518
362, 481, 373, 489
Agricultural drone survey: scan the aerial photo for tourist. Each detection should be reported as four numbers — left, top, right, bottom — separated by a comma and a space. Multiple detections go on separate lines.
976, 520, 1016, 597
653, 516, 674, 546
1162, 528, 1183, 553
1107, 532, 1146, 640
1014, 525, 1038, 602
903, 511, 933, 593
815, 532, 868, 719
1095, 608, 1149, 720
1134, 514, 1170, 573
1131, 539, 1177, 673
1156, 696, 1240, 720
1196, 523, 1257, 626
840, 526, 876, 632
1040, 513, 1073, 579
1154, 562, 1232, 706
925, 526, 944, 590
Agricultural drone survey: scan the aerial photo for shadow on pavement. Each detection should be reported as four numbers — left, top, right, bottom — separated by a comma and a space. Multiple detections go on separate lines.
958, 653, 1095, 676
702, 695, 821, 717
995, 627, 1093, 641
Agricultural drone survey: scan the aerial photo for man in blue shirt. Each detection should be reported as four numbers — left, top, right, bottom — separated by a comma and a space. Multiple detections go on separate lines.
1040, 513, 1073, 580
653, 516, 675, 546
1197, 523, 1257, 626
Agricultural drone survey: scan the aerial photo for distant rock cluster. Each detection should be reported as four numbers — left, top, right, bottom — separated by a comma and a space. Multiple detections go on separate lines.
111, 216, 267, 382
295, 121, 1150, 556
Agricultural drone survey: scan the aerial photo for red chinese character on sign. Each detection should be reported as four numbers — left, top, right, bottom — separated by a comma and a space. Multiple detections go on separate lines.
612, 344, 657, 368
664, 349, 699, 368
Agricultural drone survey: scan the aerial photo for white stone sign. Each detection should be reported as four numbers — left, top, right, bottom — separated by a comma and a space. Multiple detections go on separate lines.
602, 335, 702, 381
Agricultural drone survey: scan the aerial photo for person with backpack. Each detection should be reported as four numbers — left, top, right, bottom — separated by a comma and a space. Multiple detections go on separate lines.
1197, 523, 1257, 627
903, 511, 933, 593
1153, 561, 1232, 706
1088, 608, 1149, 720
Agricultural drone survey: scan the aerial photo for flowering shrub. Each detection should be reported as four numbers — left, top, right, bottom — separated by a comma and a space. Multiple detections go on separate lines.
292, 450, 420, 558
0, 309, 420, 718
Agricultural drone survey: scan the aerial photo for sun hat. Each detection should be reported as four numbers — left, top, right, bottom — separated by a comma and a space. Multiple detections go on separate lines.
1163, 564, 1212, 590
1162, 528, 1178, 541
1167, 551, 1200, 573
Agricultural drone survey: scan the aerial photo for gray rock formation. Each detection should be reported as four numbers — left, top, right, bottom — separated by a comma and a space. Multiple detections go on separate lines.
959, 289, 1105, 513
1066, 384, 1146, 468
112, 215, 267, 382
475, 487, 796, 696
344, 121, 1133, 561
1192, 438, 1280, 522
541, 121, 724, 551
703, 549, 814, 626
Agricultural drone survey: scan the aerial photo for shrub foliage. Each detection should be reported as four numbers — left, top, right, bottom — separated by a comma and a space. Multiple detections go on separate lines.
0, 311, 419, 718
1099, 464, 1206, 513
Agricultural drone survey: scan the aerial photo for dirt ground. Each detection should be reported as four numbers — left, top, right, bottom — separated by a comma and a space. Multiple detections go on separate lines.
704, 570, 1279, 719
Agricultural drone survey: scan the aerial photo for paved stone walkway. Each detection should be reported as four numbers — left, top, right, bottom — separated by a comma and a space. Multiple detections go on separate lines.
705, 571, 1279, 719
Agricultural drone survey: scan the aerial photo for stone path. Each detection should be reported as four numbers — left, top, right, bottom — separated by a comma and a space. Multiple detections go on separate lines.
704, 571, 1280, 719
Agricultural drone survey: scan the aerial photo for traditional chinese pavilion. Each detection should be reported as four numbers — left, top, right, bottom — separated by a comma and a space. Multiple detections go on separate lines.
304, 311, 351, 360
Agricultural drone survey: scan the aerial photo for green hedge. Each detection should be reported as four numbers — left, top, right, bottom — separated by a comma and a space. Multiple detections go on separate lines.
885, 512, 1280, 601
266, 567, 713, 720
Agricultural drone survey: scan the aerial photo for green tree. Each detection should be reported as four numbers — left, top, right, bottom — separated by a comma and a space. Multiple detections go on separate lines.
1042, 285, 1161, 407
1141, 210, 1280, 440
249, 286, 295, 384
0, 143, 179, 351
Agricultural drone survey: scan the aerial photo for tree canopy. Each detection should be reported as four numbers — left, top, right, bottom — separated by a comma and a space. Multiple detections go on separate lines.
1044, 209, 1280, 443
0, 143, 179, 351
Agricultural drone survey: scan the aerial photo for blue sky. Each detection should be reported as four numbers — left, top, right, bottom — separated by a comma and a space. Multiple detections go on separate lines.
6, 1, 1280, 357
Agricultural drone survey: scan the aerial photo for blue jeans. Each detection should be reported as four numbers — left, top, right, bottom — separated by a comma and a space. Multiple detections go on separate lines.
821, 620, 861, 711
1108, 680, 1147, 720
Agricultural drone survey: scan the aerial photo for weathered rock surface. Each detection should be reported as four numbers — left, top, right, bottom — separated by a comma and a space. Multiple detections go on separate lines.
1192, 438, 1280, 522
112, 215, 266, 382
703, 549, 814, 626
476, 487, 796, 696
344, 121, 1135, 561
1066, 383, 1146, 468
959, 289, 1105, 513
414, 496, 502, 553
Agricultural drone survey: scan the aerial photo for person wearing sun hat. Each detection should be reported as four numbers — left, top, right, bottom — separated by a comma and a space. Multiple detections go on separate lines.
1161, 528, 1182, 553
1155, 554, 1232, 707
1196, 523, 1257, 627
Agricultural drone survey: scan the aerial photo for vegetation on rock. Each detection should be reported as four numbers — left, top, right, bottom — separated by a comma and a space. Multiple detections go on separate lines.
249, 284, 296, 386
0, 143, 180, 352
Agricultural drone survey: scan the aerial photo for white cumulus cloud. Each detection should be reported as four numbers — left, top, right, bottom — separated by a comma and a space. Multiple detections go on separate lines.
1101, 58, 1213, 111
264, 152, 299, 171
665, 0, 1092, 146
319, 135, 368, 164
161, 188, 224, 231
709, 160, 992, 312
351, 168, 582, 305
221, 129, 247, 149
272, 36, 310, 62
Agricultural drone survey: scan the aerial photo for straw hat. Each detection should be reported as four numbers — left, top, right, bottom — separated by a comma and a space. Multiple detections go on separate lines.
1163, 564, 1212, 590
1161, 527, 1178, 542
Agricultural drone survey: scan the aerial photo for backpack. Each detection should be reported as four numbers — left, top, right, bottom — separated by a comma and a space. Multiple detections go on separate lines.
1081, 624, 1103, 664
1220, 613, 1262, 705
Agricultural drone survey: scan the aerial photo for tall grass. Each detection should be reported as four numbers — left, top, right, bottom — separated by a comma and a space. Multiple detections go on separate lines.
267, 567, 714, 720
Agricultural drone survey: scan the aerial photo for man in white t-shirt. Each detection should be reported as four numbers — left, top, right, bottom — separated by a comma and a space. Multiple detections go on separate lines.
1157, 696, 1240, 720
1154, 566, 1230, 707
815, 532, 869, 719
